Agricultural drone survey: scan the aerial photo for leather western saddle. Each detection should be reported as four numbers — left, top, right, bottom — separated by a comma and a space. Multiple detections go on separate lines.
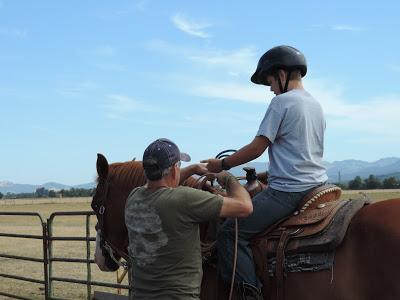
245, 171, 368, 300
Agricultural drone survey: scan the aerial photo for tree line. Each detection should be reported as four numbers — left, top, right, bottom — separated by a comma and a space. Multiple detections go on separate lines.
336, 175, 400, 190
0, 187, 95, 199
0, 174, 399, 200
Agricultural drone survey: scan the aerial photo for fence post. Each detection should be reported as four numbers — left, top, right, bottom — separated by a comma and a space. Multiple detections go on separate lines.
42, 222, 50, 300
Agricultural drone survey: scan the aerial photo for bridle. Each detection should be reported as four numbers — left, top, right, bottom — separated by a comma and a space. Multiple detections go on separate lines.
92, 177, 130, 269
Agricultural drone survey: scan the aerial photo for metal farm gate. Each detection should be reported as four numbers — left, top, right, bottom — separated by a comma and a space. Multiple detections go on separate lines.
0, 211, 130, 300
0, 212, 49, 300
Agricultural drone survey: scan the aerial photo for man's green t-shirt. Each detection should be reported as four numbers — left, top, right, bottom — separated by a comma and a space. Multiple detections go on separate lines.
125, 185, 223, 299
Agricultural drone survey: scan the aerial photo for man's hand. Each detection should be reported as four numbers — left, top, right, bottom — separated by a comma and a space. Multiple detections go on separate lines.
200, 158, 222, 173
215, 171, 233, 188
179, 163, 209, 184
191, 163, 209, 176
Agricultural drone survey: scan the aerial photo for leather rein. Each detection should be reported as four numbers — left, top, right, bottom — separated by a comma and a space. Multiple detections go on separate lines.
194, 173, 240, 300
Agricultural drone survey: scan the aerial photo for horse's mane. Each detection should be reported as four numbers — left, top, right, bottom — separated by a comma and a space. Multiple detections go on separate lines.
106, 160, 201, 189
108, 160, 147, 192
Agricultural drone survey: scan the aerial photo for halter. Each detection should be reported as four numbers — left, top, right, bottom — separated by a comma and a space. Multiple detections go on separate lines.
92, 177, 130, 269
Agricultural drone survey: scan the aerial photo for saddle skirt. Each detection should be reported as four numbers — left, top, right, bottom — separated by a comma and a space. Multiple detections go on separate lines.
264, 198, 367, 255
251, 183, 369, 256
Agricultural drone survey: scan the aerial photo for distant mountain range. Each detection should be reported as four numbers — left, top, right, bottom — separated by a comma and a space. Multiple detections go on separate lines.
230, 157, 400, 183
0, 181, 95, 194
1, 157, 399, 194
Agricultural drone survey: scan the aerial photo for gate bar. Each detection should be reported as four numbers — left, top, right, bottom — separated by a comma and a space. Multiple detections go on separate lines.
0, 253, 45, 263
0, 212, 49, 300
50, 276, 130, 289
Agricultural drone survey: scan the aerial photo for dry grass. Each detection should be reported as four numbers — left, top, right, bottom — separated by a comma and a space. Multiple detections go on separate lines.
340, 189, 400, 201
0, 198, 129, 299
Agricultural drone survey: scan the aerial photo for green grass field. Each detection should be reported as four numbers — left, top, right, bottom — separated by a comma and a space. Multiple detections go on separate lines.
1, 191, 400, 299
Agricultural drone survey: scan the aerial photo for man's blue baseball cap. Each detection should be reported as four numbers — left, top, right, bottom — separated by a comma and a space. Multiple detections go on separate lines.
142, 138, 191, 180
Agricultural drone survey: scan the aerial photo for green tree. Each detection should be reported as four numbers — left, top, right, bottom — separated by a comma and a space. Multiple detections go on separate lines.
348, 176, 363, 190
333, 182, 348, 190
382, 177, 399, 189
364, 175, 381, 189
48, 190, 57, 197
0, 192, 3, 199
35, 187, 49, 198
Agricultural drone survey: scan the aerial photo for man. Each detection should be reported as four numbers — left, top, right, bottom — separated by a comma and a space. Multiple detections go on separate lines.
202, 45, 328, 299
125, 138, 253, 299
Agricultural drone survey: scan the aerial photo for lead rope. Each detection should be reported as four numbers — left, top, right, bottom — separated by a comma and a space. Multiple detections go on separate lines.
228, 217, 238, 300
195, 172, 238, 299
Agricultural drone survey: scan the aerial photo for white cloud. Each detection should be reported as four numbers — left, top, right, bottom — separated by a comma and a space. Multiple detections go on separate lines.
306, 79, 400, 137
147, 39, 398, 141
95, 45, 118, 57
185, 76, 400, 139
188, 47, 256, 74
183, 110, 260, 128
135, 0, 148, 11
191, 81, 270, 104
171, 14, 211, 38
146, 39, 184, 54
147, 40, 257, 75
56, 81, 98, 97
103, 94, 161, 120
331, 25, 366, 32
386, 63, 400, 72
104, 95, 139, 119
0, 27, 27, 38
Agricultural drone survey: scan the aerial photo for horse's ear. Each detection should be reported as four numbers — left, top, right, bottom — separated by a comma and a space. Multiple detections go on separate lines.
132, 157, 136, 161
97, 153, 109, 179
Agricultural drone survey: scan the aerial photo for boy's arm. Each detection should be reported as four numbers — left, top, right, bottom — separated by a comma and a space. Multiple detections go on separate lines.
202, 136, 270, 173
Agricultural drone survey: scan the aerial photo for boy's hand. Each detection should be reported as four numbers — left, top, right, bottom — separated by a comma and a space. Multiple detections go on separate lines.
200, 158, 222, 173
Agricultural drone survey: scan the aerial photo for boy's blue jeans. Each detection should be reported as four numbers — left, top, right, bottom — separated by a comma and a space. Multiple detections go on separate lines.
217, 186, 314, 288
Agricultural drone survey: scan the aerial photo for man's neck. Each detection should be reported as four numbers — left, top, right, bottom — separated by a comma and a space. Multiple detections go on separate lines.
146, 178, 172, 191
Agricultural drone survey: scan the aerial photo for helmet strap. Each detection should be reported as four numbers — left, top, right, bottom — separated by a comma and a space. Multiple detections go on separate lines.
278, 78, 284, 94
283, 70, 292, 93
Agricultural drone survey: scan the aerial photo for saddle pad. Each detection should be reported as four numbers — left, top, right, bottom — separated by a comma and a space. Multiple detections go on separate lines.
267, 198, 367, 255
267, 252, 334, 276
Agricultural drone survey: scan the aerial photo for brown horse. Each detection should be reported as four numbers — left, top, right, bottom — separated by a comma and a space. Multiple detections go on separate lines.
92, 154, 400, 299
91, 153, 217, 271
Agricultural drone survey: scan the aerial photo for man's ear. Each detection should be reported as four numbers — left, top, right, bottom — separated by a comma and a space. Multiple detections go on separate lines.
170, 164, 180, 182
171, 164, 177, 177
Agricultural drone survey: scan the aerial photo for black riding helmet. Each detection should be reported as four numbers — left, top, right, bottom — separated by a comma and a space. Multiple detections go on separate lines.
251, 45, 307, 92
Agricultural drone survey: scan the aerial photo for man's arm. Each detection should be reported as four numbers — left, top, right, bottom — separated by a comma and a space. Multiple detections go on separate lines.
217, 172, 253, 218
179, 163, 208, 184
201, 136, 270, 173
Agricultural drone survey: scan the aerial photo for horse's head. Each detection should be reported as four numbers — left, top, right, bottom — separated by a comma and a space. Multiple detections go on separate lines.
91, 153, 146, 271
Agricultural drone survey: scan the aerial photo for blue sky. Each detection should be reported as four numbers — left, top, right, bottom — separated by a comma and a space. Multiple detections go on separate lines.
1, 0, 399, 185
